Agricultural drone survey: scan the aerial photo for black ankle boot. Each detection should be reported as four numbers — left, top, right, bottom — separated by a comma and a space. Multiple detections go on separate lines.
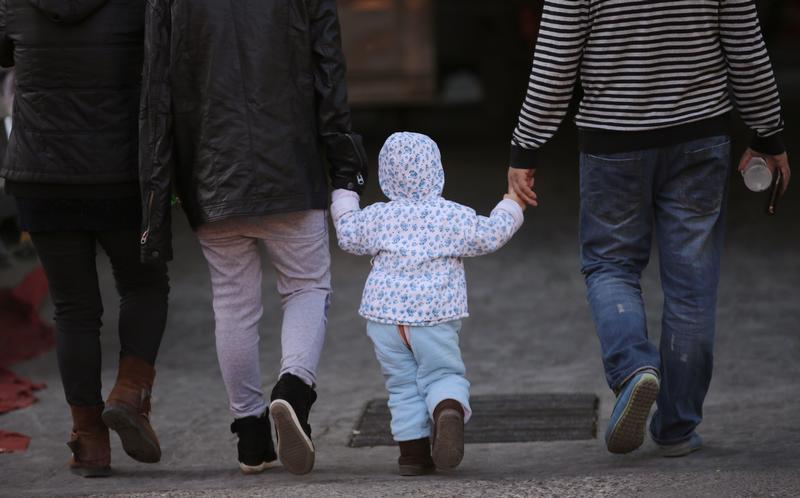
230, 411, 277, 474
269, 374, 317, 475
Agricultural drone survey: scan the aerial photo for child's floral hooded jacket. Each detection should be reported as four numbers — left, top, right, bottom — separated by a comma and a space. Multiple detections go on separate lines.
331, 132, 524, 326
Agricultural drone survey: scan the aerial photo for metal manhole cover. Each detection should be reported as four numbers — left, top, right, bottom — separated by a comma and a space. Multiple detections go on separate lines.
350, 393, 598, 447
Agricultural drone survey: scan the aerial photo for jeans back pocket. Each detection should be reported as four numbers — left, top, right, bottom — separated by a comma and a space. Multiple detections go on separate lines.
580, 152, 644, 226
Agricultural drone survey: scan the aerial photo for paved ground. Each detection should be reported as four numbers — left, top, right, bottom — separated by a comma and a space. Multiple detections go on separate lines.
1, 124, 799, 497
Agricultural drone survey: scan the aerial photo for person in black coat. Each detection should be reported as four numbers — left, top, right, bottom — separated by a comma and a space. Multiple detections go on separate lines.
0, 0, 170, 476
140, 0, 367, 475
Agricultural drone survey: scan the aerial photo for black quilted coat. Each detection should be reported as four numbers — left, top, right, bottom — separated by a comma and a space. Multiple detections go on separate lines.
0, 0, 144, 186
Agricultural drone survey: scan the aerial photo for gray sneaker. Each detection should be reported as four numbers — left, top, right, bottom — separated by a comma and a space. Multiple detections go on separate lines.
658, 432, 703, 457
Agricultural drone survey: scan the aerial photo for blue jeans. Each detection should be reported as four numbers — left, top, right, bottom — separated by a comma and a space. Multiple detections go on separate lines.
367, 320, 471, 442
579, 135, 730, 445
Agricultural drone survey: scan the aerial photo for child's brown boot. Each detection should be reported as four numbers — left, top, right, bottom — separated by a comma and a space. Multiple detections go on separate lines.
398, 437, 435, 476
102, 355, 161, 463
67, 404, 111, 477
431, 399, 465, 470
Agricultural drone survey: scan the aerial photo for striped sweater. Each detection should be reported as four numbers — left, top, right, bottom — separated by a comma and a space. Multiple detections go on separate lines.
511, 0, 785, 168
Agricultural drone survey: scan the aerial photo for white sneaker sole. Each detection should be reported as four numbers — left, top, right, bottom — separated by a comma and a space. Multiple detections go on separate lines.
239, 459, 278, 475
270, 399, 315, 475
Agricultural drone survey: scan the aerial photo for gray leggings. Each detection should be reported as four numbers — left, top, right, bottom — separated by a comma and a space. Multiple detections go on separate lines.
197, 210, 331, 419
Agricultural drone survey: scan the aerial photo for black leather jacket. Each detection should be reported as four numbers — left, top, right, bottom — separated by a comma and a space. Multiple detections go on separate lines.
140, 0, 367, 263
0, 0, 144, 186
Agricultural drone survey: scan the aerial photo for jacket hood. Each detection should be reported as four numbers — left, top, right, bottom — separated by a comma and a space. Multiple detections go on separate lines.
378, 132, 444, 201
28, 0, 109, 24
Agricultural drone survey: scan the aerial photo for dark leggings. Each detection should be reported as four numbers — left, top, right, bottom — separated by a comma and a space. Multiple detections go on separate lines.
30, 230, 169, 407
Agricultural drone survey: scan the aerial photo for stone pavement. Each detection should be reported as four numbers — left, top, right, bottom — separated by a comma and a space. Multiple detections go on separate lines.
1, 130, 798, 497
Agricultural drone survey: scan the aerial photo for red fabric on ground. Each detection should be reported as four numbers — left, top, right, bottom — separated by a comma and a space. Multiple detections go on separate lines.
0, 430, 31, 453
0, 367, 46, 414
0, 266, 54, 366
0, 266, 53, 453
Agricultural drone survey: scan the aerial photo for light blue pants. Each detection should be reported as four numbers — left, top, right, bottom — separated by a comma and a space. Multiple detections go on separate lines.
367, 320, 471, 442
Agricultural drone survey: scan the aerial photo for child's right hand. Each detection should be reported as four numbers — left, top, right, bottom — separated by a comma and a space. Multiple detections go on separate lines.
504, 188, 527, 210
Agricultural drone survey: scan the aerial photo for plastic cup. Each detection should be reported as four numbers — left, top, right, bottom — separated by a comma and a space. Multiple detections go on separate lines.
742, 157, 772, 192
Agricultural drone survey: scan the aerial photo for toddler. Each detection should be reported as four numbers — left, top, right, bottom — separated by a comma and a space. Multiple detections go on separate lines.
331, 132, 525, 475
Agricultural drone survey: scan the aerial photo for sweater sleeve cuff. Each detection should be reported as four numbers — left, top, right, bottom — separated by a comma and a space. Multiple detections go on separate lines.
510, 143, 539, 169
493, 199, 524, 232
750, 131, 785, 155
330, 189, 360, 222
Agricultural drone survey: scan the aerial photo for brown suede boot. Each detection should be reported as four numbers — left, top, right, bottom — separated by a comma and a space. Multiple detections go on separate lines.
398, 437, 435, 476
67, 405, 111, 477
101, 355, 161, 463
431, 399, 465, 470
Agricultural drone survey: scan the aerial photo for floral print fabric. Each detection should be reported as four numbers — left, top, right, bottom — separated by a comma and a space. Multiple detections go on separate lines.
332, 132, 523, 326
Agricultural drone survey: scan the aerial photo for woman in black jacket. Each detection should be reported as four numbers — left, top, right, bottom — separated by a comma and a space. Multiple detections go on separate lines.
141, 0, 367, 475
0, 0, 169, 476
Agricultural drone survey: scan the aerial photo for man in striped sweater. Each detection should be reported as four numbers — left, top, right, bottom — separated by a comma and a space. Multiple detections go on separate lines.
509, 0, 791, 457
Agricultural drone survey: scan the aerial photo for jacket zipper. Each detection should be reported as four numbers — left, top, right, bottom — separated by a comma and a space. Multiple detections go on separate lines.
141, 190, 155, 245
346, 134, 367, 187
